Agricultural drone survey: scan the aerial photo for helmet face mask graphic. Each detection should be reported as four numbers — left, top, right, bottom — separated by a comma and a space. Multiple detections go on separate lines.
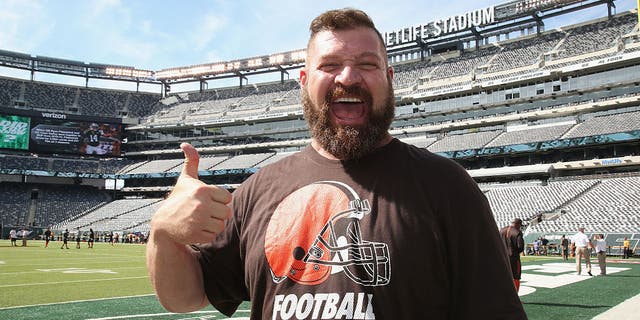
264, 181, 391, 286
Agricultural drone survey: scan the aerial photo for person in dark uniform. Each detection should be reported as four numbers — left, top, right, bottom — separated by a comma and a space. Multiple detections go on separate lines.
83, 123, 105, 155
500, 218, 525, 293
61, 229, 70, 249
75, 228, 82, 249
88, 228, 95, 248
560, 235, 569, 261
44, 228, 52, 248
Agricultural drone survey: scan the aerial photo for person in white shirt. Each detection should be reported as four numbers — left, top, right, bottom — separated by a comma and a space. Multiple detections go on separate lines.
571, 227, 592, 276
594, 234, 607, 276
9, 229, 17, 246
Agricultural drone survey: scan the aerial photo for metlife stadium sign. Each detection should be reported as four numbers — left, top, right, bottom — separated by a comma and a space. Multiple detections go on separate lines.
0, 114, 30, 150
383, 0, 586, 48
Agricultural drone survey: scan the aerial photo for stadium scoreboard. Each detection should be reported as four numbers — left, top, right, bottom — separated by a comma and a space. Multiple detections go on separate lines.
155, 50, 307, 81
0, 109, 124, 157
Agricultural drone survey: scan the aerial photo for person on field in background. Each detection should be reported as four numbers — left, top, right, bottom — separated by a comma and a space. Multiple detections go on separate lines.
571, 227, 592, 276
75, 228, 82, 249
20, 226, 29, 247
9, 228, 18, 246
88, 228, 95, 248
622, 237, 631, 259
500, 218, 525, 293
560, 235, 569, 261
594, 234, 607, 276
61, 229, 70, 249
146, 8, 526, 319
44, 228, 52, 248
533, 237, 541, 256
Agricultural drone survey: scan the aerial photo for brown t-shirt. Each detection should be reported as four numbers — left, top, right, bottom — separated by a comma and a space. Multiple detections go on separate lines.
196, 139, 527, 319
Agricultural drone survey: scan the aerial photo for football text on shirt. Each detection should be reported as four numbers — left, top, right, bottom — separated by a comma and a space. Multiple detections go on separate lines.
272, 292, 374, 320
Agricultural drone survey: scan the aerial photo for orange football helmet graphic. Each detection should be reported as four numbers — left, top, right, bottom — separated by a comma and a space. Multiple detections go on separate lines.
265, 181, 390, 286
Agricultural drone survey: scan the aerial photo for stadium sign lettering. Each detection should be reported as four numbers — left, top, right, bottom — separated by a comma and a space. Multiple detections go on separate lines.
384, 6, 495, 47
41, 112, 67, 119
601, 158, 622, 165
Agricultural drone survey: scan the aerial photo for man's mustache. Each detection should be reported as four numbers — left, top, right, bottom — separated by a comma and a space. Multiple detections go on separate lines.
325, 85, 373, 105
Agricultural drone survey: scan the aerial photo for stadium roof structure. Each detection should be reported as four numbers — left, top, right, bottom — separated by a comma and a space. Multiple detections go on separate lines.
0, 49, 155, 85
0, 0, 622, 94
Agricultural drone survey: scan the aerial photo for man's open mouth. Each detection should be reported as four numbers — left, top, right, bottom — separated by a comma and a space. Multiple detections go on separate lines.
331, 97, 365, 120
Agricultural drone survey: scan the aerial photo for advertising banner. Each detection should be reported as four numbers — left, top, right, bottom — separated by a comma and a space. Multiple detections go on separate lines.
0, 114, 30, 150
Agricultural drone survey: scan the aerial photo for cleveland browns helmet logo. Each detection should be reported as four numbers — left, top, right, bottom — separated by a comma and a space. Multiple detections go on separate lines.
264, 181, 391, 286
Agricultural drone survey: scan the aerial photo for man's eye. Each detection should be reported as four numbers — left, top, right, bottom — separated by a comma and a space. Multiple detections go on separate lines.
359, 62, 379, 70
320, 63, 340, 71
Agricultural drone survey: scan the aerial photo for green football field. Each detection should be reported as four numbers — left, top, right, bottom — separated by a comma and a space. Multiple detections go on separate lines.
1, 240, 638, 319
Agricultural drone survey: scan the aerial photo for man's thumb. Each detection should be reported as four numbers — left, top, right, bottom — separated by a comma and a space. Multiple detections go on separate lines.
180, 143, 200, 179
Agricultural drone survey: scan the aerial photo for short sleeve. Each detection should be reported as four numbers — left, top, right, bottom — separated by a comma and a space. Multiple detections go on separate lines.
194, 211, 248, 316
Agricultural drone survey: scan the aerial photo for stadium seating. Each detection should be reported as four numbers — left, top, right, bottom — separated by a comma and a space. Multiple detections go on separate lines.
211, 152, 275, 170
484, 179, 599, 229
0, 154, 50, 171
0, 77, 161, 118
554, 14, 638, 60
0, 154, 131, 174
525, 175, 640, 233
149, 81, 301, 124
34, 185, 110, 227
54, 198, 162, 232
0, 183, 110, 228
0, 182, 32, 226
562, 110, 640, 139
0, 76, 24, 107
427, 130, 502, 153
486, 123, 574, 147
124, 158, 184, 174
486, 33, 564, 73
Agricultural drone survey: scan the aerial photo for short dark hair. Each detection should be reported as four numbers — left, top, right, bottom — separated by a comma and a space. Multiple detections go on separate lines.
307, 8, 386, 54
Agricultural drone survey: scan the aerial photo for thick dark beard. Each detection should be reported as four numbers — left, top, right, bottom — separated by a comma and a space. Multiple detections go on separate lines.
302, 80, 395, 160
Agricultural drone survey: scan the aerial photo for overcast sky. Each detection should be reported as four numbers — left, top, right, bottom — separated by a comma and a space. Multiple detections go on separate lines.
0, 0, 637, 91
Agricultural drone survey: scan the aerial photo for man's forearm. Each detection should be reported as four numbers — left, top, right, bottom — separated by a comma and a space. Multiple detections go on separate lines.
146, 231, 209, 313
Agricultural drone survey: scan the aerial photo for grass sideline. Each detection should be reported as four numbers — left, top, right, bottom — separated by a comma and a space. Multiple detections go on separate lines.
1, 240, 639, 319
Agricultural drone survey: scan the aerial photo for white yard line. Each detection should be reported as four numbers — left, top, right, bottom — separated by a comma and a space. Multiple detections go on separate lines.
0, 276, 148, 288
0, 294, 156, 310
0, 266, 146, 276
86, 310, 252, 320
592, 293, 640, 320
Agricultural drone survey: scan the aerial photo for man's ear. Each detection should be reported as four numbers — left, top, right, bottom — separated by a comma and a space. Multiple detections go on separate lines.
300, 68, 307, 87
387, 66, 394, 81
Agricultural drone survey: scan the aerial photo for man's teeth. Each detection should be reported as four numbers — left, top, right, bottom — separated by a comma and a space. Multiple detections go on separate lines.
334, 97, 362, 103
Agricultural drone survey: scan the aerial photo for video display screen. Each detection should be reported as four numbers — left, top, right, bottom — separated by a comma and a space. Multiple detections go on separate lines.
0, 114, 31, 150
29, 119, 123, 156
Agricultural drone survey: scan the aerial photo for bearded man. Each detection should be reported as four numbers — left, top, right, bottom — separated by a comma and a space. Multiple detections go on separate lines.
146, 8, 526, 320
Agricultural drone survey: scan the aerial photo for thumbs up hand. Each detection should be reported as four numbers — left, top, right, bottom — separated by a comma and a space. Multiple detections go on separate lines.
150, 143, 233, 245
